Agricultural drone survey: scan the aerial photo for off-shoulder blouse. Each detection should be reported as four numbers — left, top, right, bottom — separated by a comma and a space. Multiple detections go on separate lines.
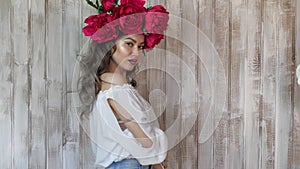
89, 84, 168, 168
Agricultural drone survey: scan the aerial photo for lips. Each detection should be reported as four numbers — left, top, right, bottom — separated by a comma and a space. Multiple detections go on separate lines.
128, 59, 138, 65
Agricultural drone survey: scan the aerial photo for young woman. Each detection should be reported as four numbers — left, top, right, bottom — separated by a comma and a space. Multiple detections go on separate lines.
78, 0, 169, 168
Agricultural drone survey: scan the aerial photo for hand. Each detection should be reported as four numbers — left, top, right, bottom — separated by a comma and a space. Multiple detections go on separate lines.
152, 160, 167, 169
161, 160, 167, 168
152, 164, 164, 169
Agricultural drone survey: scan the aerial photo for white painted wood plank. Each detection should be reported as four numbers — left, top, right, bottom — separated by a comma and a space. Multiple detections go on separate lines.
211, 0, 230, 168
198, 0, 214, 168
228, 0, 246, 168
28, 0, 47, 168
180, 0, 198, 168
0, 0, 12, 168
63, 142, 79, 169
165, 0, 183, 168
79, 126, 95, 169
12, 0, 29, 168
63, 0, 80, 93
293, 0, 300, 168
275, 0, 295, 168
62, 1, 80, 168
63, 94, 80, 169
243, 0, 262, 168
46, 0, 63, 168
261, 1, 278, 168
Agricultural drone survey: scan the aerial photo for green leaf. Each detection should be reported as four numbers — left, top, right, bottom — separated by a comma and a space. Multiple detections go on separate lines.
142, 28, 148, 35
147, 6, 153, 10
85, 0, 98, 10
96, 0, 100, 8
98, 6, 103, 14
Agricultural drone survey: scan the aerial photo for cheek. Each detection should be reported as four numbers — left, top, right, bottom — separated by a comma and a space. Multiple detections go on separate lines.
117, 46, 130, 57
113, 47, 129, 62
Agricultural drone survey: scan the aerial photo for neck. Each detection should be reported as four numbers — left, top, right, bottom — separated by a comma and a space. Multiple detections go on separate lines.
108, 58, 127, 80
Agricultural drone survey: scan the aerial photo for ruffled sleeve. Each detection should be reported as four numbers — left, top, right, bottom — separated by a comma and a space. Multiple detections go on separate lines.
92, 84, 168, 165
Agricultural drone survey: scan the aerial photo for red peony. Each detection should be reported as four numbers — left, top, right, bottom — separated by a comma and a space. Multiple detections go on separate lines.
114, 4, 146, 34
102, 0, 116, 12
83, 14, 98, 25
82, 0, 169, 49
121, 0, 145, 7
112, 3, 146, 19
145, 5, 169, 34
82, 13, 113, 36
91, 24, 118, 43
145, 33, 164, 50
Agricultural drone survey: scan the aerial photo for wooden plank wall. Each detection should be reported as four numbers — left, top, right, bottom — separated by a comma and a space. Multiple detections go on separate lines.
294, 1, 300, 169
0, 0, 299, 168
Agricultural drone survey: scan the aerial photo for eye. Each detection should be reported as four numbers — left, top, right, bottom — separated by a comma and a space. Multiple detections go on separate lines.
138, 45, 144, 49
126, 42, 134, 47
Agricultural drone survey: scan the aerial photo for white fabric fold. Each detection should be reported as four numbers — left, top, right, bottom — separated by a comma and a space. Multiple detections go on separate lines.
89, 84, 168, 167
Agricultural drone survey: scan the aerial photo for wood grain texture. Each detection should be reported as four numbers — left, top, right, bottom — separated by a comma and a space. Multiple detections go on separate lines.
275, 0, 295, 168
211, 0, 230, 168
293, 1, 300, 168
243, 0, 263, 168
0, 0, 12, 168
261, 1, 278, 168
46, 0, 63, 168
260, 1, 281, 168
198, 0, 214, 168
29, 0, 47, 168
12, 0, 30, 168
62, 1, 80, 169
180, 0, 198, 168
165, 0, 183, 168
0, 0, 299, 168
228, 0, 246, 168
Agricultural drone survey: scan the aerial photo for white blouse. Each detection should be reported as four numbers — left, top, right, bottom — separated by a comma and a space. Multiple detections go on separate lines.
89, 84, 168, 168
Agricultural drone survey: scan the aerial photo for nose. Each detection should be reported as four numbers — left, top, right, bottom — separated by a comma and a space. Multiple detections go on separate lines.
132, 46, 140, 55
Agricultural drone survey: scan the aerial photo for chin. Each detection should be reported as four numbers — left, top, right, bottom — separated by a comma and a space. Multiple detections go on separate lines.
123, 64, 137, 72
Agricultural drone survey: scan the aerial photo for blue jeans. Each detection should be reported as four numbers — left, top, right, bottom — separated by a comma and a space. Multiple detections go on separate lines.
106, 159, 152, 169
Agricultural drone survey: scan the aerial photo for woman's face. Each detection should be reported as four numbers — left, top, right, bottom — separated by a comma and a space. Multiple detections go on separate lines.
110, 34, 145, 73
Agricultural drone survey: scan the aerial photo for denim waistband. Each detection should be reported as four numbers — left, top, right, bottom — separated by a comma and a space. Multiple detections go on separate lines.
106, 158, 152, 169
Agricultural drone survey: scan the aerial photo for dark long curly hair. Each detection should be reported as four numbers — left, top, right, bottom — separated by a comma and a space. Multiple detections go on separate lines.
78, 38, 138, 117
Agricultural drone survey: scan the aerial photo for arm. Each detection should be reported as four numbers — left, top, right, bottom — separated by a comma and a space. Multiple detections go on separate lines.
107, 98, 153, 148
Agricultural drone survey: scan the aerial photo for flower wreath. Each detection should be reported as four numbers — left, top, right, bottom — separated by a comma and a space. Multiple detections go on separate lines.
82, 0, 169, 50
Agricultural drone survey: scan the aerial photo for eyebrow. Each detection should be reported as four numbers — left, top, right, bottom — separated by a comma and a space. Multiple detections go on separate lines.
125, 37, 145, 45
